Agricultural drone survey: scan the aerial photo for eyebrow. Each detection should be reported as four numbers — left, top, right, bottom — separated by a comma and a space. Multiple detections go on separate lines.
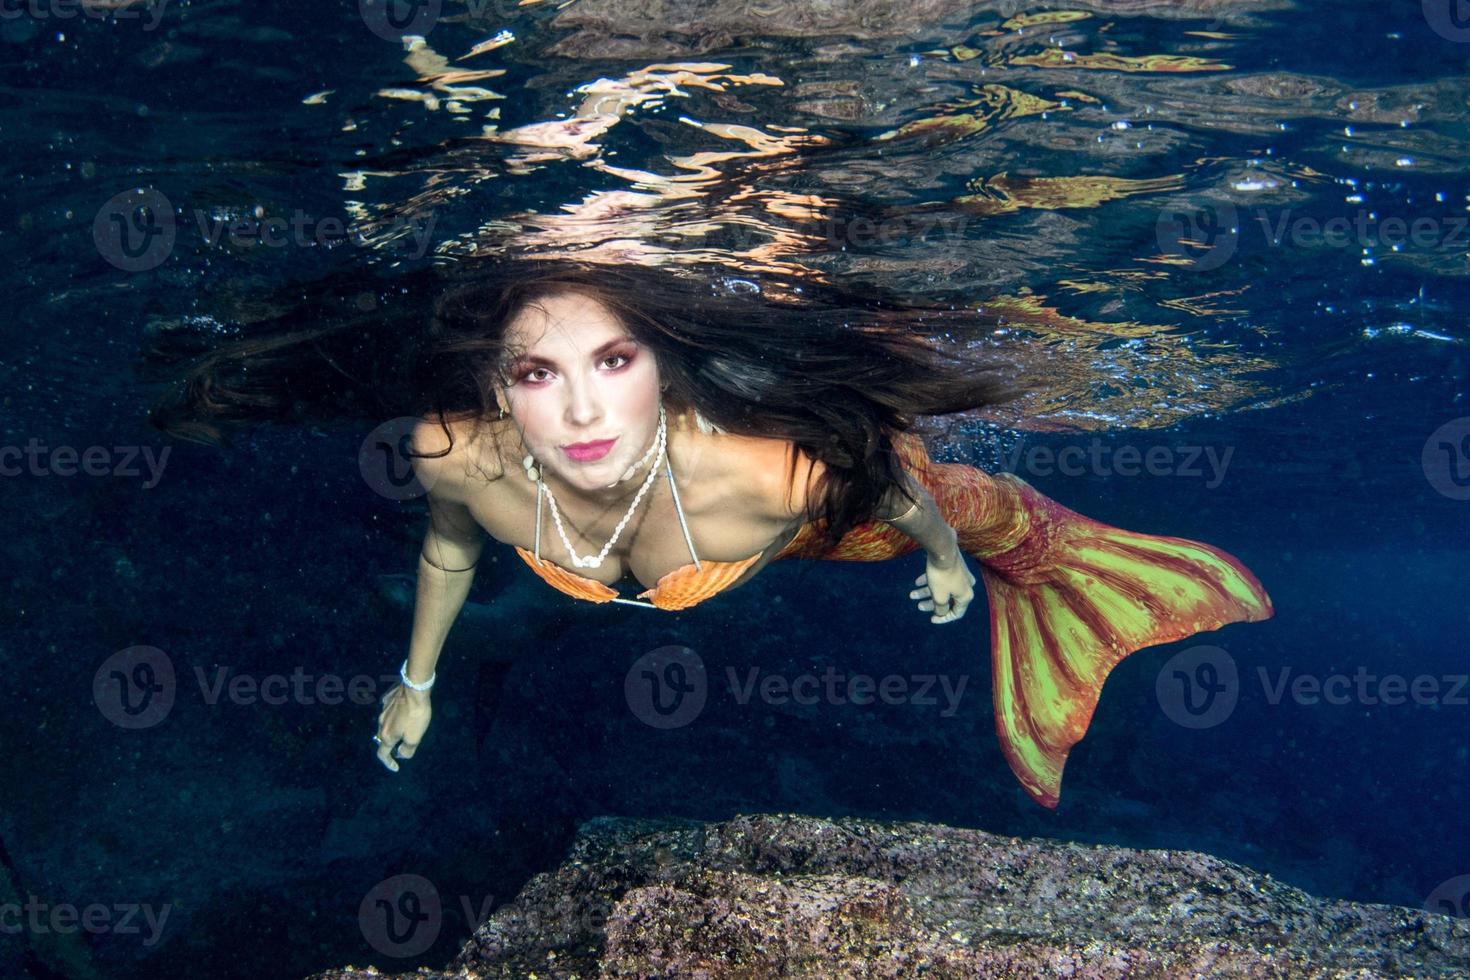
508, 336, 635, 371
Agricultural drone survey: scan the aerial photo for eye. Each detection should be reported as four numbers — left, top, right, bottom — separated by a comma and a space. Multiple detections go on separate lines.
602, 352, 630, 369
510, 365, 549, 384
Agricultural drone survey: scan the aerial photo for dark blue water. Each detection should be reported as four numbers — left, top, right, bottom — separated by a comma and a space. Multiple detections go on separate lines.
3, 0, 1469, 977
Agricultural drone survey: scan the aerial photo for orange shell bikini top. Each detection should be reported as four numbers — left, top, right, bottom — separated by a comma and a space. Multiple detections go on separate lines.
513, 545, 765, 611
514, 439, 772, 612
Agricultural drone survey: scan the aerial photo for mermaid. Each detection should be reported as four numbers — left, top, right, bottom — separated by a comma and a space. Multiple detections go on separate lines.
147, 259, 1273, 809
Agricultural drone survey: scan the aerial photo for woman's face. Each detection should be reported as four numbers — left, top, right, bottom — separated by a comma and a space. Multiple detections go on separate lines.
499, 290, 661, 494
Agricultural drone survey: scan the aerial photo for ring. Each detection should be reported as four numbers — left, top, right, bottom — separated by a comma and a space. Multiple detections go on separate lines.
372, 735, 382, 744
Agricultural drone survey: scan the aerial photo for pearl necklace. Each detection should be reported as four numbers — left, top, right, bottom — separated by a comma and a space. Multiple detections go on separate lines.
524, 404, 668, 570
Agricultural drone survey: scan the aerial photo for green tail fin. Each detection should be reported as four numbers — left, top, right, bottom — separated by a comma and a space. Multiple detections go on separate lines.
975, 474, 1274, 808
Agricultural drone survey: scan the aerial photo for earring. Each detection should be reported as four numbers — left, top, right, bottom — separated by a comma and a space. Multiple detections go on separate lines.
505, 405, 538, 480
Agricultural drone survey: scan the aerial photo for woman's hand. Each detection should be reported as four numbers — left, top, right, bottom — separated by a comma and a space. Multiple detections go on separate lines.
375, 683, 432, 772
910, 542, 976, 625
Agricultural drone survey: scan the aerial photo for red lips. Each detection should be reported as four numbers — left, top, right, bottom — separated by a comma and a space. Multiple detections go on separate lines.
562, 438, 616, 462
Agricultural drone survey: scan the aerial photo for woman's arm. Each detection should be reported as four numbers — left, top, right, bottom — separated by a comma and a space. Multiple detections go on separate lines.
754, 440, 960, 567
377, 495, 483, 772
400, 416, 496, 688
405, 493, 486, 688
876, 474, 961, 569
751, 437, 972, 624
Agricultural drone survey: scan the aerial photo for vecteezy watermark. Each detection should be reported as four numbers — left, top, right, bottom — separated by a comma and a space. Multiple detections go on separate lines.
1422, 417, 1470, 501
358, 874, 607, 958
0, 439, 170, 488
93, 646, 403, 729
358, 0, 528, 42
1157, 646, 1470, 730
360, 874, 442, 959
1157, 200, 1240, 271
726, 666, 970, 718
624, 646, 708, 730
93, 188, 175, 273
94, 646, 176, 730
0, 0, 171, 31
1158, 200, 1470, 271
193, 667, 402, 708
1424, 0, 1470, 43
359, 0, 442, 41
93, 188, 437, 273
359, 417, 441, 502
792, 211, 976, 250
623, 646, 971, 729
1425, 875, 1470, 918
0, 897, 171, 947
690, 210, 978, 256
991, 436, 1234, 489
1156, 645, 1241, 729
1259, 667, 1470, 708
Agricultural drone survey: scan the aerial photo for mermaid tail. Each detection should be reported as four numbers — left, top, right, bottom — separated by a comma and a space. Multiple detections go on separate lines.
773, 433, 1274, 808
969, 470, 1273, 807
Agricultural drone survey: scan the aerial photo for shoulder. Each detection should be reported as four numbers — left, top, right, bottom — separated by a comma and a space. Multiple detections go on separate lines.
733, 436, 828, 527
408, 414, 508, 502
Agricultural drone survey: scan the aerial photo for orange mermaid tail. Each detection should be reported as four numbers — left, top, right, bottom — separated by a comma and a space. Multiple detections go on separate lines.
772, 432, 1274, 808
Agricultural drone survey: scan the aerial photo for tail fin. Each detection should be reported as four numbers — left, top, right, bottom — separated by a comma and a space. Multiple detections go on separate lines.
973, 473, 1273, 808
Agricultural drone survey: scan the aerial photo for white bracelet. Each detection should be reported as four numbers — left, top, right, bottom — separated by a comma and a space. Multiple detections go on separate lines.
400, 659, 435, 692
886, 496, 921, 523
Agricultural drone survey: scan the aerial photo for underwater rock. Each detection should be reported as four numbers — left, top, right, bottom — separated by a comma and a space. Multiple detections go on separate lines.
310, 811, 1470, 978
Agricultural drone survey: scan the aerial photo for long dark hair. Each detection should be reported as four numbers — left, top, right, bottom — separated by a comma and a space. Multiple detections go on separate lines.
145, 258, 1027, 547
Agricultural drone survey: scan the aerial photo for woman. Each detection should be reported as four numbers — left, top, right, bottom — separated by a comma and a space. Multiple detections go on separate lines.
148, 259, 1273, 809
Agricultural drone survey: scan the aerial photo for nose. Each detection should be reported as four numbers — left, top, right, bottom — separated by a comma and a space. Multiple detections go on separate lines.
563, 373, 603, 429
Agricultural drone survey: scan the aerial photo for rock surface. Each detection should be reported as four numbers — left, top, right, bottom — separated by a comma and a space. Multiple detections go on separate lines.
310, 812, 1470, 979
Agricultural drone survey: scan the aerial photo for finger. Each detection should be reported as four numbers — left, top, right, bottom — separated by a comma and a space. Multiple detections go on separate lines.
909, 587, 931, 599
915, 574, 927, 586
396, 739, 419, 760
376, 739, 400, 773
